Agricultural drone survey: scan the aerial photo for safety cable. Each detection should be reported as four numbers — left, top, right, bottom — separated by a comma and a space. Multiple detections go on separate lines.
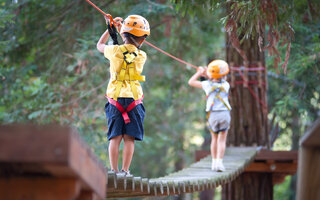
86, 0, 114, 23
144, 41, 198, 69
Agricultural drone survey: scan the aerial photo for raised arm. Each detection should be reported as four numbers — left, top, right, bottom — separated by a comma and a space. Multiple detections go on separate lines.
96, 29, 109, 53
188, 67, 205, 88
96, 17, 123, 53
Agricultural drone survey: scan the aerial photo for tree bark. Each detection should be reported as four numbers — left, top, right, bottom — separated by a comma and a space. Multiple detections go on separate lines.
222, 15, 272, 200
226, 34, 268, 147
222, 173, 273, 200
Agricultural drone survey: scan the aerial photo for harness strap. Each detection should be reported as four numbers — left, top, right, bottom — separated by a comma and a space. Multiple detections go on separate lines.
206, 110, 216, 134
113, 45, 142, 100
208, 85, 231, 111
206, 85, 230, 134
111, 73, 145, 81
107, 96, 143, 124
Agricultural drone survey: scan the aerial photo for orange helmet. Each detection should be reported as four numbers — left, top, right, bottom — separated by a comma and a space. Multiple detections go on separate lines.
207, 60, 229, 79
120, 15, 150, 37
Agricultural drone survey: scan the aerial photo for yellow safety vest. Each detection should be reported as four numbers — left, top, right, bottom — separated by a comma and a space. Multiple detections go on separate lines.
113, 45, 145, 101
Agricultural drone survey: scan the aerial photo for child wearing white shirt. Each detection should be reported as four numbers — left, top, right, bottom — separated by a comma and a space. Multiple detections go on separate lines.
188, 60, 231, 172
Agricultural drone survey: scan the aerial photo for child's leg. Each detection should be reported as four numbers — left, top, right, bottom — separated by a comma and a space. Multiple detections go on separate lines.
108, 135, 123, 172
211, 132, 218, 170
217, 130, 228, 159
210, 132, 218, 159
122, 134, 135, 172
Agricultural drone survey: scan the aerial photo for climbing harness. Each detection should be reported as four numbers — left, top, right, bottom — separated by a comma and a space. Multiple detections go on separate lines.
206, 84, 231, 134
113, 45, 145, 101
208, 85, 231, 112
107, 96, 143, 124
105, 45, 145, 124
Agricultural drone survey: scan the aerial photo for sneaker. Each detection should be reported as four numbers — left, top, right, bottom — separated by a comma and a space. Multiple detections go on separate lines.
216, 161, 225, 172
119, 169, 131, 176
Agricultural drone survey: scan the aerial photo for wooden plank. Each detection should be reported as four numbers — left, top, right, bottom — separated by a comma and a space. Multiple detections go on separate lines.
0, 124, 106, 200
254, 149, 298, 161
196, 149, 298, 163
300, 119, 320, 147
245, 162, 297, 173
0, 124, 69, 163
69, 132, 107, 199
297, 147, 320, 200
0, 178, 80, 200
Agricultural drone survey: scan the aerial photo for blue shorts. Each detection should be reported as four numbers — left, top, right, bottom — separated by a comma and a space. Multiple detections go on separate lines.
105, 97, 145, 141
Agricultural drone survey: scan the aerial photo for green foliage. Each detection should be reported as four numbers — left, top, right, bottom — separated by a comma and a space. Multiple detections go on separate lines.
274, 176, 294, 200
0, 0, 224, 180
1, 2, 319, 200
268, 12, 320, 149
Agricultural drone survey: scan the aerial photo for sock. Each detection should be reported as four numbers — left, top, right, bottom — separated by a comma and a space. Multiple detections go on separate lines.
212, 158, 217, 169
217, 158, 223, 164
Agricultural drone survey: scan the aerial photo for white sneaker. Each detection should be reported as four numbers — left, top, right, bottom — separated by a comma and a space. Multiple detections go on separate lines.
211, 159, 217, 171
216, 161, 225, 172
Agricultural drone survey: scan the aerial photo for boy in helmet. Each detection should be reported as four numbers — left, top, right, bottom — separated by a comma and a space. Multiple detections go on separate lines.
97, 15, 150, 175
188, 60, 231, 172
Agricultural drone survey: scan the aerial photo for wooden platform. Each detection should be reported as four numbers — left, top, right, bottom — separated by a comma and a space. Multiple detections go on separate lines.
0, 124, 107, 200
106, 147, 259, 199
196, 148, 298, 185
297, 119, 320, 200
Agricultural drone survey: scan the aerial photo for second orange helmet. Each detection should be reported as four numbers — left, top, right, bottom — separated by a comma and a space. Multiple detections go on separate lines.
207, 60, 229, 79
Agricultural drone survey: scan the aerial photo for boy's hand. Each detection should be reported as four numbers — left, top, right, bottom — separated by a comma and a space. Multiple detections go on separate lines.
197, 66, 206, 76
113, 17, 123, 32
104, 16, 123, 32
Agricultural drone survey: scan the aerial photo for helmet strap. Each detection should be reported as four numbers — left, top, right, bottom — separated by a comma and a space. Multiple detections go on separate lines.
129, 36, 143, 49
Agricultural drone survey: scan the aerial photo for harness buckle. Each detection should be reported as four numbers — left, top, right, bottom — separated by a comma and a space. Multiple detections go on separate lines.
124, 53, 136, 64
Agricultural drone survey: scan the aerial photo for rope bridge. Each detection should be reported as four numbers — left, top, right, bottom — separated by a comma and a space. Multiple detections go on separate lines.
0, 125, 259, 200
107, 147, 259, 199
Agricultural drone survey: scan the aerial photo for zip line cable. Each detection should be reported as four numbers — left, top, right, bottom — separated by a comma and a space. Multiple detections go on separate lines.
85, 0, 114, 23
144, 41, 198, 69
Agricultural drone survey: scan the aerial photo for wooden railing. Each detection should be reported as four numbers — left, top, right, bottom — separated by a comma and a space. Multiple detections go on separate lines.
0, 124, 107, 200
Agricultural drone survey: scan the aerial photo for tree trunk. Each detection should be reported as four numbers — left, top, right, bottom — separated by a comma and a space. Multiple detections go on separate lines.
222, 173, 273, 200
226, 34, 268, 147
222, 19, 272, 200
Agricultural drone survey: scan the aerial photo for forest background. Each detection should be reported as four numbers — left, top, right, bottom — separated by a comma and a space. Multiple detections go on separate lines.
1, 0, 319, 199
